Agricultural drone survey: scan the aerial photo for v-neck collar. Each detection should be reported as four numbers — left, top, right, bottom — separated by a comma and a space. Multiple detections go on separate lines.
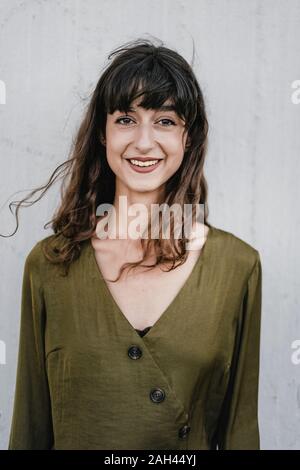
87, 225, 215, 341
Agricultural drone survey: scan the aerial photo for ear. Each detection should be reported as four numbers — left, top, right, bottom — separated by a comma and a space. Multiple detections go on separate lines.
185, 136, 191, 149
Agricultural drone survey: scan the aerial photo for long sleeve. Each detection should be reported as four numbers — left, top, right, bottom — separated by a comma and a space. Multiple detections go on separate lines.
8, 243, 54, 449
214, 251, 262, 450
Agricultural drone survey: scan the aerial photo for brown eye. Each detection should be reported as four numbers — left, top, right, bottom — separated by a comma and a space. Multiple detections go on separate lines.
115, 117, 134, 125
159, 119, 176, 126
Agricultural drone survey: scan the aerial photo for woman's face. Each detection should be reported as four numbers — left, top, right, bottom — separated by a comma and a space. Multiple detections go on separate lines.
103, 96, 189, 195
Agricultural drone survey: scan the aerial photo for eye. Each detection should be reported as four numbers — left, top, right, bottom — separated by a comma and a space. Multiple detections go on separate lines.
158, 118, 176, 126
115, 117, 133, 125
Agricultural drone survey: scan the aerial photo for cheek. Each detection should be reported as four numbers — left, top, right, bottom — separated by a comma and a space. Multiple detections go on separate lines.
105, 125, 127, 154
106, 135, 124, 155
167, 155, 184, 174
166, 132, 186, 155
167, 144, 185, 168
105, 139, 126, 171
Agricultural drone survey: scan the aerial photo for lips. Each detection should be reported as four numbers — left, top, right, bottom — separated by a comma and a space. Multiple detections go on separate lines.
125, 158, 163, 173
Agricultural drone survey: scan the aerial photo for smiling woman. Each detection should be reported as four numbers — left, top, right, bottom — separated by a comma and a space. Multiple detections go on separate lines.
6, 37, 262, 451
105, 98, 188, 181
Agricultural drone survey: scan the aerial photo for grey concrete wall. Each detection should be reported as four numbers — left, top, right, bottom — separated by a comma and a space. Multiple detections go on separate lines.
0, 0, 299, 450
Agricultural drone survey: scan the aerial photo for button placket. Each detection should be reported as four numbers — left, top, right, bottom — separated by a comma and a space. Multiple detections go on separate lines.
126, 337, 189, 442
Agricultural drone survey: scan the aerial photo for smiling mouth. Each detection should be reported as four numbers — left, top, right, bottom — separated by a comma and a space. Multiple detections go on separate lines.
125, 158, 163, 173
128, 158, 160, 167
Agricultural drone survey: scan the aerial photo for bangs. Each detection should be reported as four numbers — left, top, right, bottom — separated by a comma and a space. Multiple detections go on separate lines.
102, 52, 197, 128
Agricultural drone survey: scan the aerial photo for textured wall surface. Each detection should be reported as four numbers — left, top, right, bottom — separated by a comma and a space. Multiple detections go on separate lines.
0, 0, 300, 450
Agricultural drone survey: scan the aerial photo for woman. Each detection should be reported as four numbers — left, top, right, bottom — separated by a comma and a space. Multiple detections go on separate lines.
7, 38, 262, 450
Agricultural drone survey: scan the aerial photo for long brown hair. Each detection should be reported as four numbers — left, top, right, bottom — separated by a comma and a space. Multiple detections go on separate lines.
2, 37, 211, 280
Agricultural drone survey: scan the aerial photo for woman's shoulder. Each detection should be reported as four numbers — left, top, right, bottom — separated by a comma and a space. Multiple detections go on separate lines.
23, 233, 62, 271
209, 224, 261, 275
24, 232, 90, 274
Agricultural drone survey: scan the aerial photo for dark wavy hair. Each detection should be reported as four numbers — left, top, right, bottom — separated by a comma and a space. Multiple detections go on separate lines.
2, 36, 211, 280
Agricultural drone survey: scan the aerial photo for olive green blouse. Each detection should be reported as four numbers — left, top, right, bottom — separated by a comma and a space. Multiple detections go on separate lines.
8, 225, 262, 450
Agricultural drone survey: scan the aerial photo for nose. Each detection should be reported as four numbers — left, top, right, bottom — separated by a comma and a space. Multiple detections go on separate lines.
133, 122, 156, 153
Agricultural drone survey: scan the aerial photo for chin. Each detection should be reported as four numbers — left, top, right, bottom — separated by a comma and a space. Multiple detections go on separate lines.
127, 182, 161, 193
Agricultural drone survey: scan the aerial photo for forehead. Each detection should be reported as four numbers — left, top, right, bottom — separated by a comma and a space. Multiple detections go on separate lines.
132, 96, 174, 108
114, 98, 177, 114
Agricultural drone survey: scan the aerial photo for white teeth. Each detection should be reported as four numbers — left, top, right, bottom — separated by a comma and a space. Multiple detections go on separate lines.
129, 159, 159, 167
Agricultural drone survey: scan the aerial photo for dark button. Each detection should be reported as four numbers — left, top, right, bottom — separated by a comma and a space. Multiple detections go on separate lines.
178, 424, 191, 439
150, 388, 165, 403
128, 345, 142, 360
